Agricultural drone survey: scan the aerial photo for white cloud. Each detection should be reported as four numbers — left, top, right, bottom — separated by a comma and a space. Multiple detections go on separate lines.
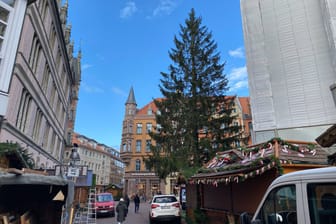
227, 66, 248, 93
152, 0, 177, 17
81, 82, 104, 93
111, 87, 127, 97
82, 64, 93, 71
229, 66, 247, 81
120, 1, 138, 19
229, 47, 245, 58
230, 80, 249, 92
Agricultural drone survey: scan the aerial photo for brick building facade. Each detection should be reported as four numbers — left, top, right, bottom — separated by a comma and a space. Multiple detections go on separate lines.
120, 87, 252, 199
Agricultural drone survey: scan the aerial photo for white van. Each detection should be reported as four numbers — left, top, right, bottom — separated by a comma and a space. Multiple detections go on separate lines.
240, 166, 336, 224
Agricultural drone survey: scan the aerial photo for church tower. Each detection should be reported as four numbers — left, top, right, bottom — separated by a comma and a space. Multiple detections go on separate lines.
120, 87, 137, 166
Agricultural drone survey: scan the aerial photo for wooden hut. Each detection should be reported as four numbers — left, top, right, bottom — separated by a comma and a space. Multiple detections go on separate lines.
105, 183, 123, 201
0, 143, 74, 224
187, 138, 330, 224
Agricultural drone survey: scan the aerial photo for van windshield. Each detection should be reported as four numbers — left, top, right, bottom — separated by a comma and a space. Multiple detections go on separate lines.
256, 185, 297, 224
97, 194, 113, 202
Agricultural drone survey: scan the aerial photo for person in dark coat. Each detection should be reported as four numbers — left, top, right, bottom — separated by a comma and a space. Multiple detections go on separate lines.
124, 194, 130, 208
116, 198, 127, 224
124, 194, 130, 216
133, 194, 140, 213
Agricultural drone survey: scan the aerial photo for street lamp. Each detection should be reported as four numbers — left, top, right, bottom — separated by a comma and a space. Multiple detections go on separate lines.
69, 143, 80, 167
68, 144, 81, 177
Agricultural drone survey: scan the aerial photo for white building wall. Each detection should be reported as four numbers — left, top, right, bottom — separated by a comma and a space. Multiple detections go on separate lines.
241, 0, 336, 143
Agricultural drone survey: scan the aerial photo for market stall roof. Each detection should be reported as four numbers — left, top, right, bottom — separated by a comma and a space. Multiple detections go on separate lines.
191, 138, 330, 185
0, 169, 74, 223
0, 143, 74, 223
0, 170, 70, 186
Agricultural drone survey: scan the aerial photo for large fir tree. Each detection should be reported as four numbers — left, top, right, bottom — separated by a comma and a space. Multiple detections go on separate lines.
145, 9, 242, 180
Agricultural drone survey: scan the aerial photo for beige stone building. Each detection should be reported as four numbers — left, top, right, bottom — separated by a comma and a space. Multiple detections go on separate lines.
71, 132, 124, 190
0, 0, 81, 168
120, 87, 252, 199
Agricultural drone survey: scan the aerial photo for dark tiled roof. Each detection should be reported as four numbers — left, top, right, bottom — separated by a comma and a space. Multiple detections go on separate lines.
126, 86, 137, 105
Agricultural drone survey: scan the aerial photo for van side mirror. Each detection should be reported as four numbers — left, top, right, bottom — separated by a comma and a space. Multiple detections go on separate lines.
240, 212, 251, 224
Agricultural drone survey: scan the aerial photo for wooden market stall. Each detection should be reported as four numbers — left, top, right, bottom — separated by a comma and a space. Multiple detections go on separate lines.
0, 169, 74, 224
187, 138, 330, 224
0, 143, 74, 224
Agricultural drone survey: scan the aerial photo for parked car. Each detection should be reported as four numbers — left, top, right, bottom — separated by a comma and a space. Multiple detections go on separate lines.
240, 166, 336, 224
94, 192, 115, 217
149, 194, 181, 224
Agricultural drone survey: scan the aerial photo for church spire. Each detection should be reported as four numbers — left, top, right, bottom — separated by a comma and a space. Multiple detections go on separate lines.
126, 86, 137, 105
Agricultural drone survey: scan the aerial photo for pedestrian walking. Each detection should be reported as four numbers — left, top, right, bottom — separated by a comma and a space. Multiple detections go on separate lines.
125, 194, 130, 207
116, 198, 128, 224
133, 194, 140, 213
124, 194, 130, 216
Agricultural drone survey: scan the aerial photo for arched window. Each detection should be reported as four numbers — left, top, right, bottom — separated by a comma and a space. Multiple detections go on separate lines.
32, 109, 43, 142
16, 89, 32, 133
29, 34, 42, 74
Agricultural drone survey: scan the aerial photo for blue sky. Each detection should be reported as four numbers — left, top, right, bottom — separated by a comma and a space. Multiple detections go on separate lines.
67, 0, 248, 150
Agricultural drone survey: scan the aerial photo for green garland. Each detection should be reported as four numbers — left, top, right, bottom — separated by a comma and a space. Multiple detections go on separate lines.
198, 137, 316, 174
239, 137, 316, 154
198, 155, 279, 174
0, 142, 34, 169
191, 157, 284, 185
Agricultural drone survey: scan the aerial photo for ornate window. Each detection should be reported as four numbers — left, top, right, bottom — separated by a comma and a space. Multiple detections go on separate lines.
49, 24, 56, 50
136, 140, 141, 152
29, 34, 42, 74
146, 140, 151, 152
41, 64, 50, 93
135, 159, 141, 171
0, 1, 12, 56
43, 122, 50, 148
16, 89, 32, 133
136, 123, 142, 134
32, 109, 43, 142
146, 123, 152, 133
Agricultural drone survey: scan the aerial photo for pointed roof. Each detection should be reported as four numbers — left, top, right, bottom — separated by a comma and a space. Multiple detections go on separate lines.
126, 87, 137, 105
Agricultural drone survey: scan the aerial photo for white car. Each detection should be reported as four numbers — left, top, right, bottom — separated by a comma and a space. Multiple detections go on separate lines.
149, 194, 181, 224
